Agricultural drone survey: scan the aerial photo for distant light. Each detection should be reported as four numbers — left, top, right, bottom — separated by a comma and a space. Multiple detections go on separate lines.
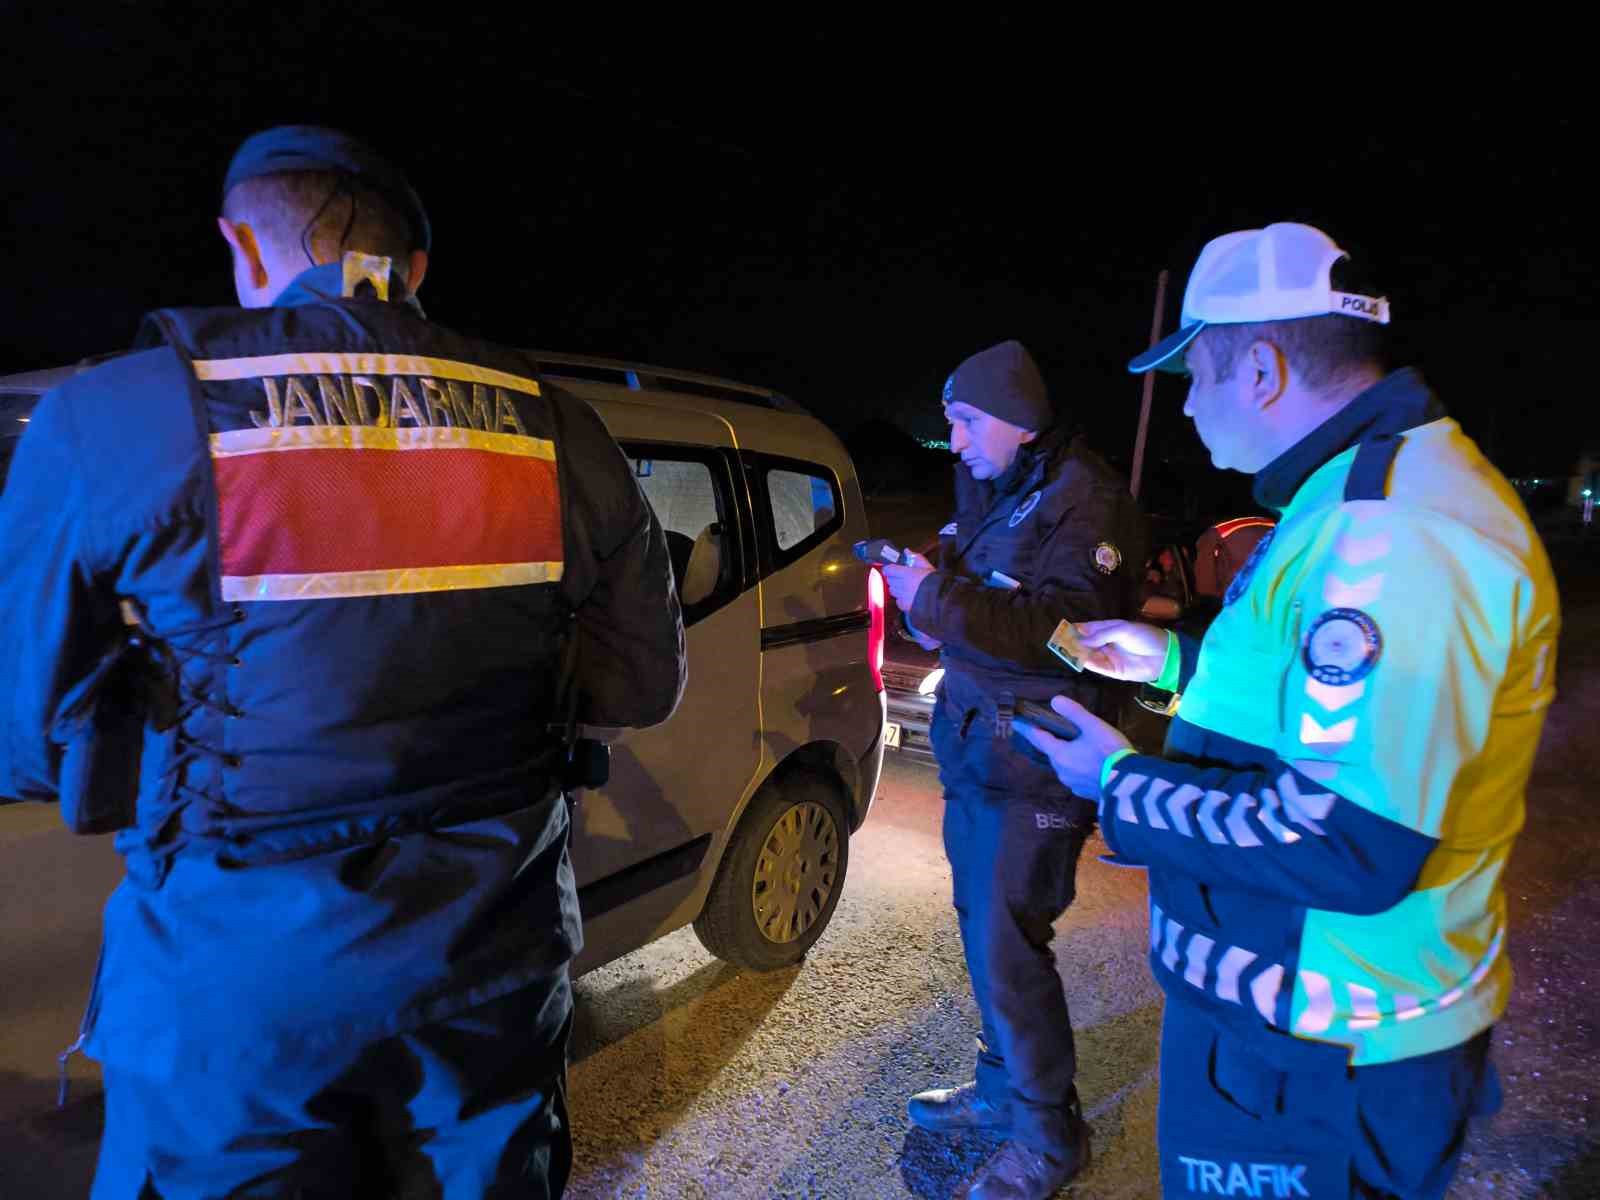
1533, 479, 1540, 485
917, 667, 945, 696
17, 417, 27, 423
920, 438, 951, 451
1586, 489, 1594, 498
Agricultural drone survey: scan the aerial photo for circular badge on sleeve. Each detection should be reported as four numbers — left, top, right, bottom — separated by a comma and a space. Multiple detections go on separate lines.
1302, 607, 1383, 686
1092, 542, 1122, 575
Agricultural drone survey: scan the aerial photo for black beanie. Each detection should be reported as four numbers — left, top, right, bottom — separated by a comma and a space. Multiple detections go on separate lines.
940, 340, 1053, 432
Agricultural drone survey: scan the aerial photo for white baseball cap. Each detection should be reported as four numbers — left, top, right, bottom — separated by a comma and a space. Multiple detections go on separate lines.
1129, 222, 1391, 374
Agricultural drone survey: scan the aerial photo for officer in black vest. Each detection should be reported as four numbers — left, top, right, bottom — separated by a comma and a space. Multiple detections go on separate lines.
882, 341, 1146, 1199
0, 126, 686, 1197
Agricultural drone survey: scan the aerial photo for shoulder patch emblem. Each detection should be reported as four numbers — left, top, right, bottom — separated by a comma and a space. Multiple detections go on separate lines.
1303, 607, 1383, 686
940, 521, 958, 537
1092, 542, 1122, 574
1008, 490, 1042, 528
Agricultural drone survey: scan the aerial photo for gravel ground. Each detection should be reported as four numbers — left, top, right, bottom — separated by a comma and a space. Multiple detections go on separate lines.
565, 757, 1164, 1199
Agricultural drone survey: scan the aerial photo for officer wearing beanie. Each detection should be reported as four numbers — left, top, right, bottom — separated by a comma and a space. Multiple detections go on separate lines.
0, 126, 685, 1197
882, 339, 1146, 1198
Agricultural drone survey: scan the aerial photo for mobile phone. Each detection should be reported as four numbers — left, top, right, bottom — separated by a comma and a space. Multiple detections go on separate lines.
852, 538, 911, 566
1014, 697, 1080, 741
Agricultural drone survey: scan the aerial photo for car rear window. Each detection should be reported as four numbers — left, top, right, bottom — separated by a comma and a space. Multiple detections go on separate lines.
742, 453, 843, 572
767, 468, 838, 552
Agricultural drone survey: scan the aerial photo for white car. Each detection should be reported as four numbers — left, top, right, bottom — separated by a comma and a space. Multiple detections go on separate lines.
0, 351, 890, 974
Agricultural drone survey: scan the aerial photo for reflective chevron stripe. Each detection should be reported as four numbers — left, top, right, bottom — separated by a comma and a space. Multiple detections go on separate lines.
1108, 766, 1334, 847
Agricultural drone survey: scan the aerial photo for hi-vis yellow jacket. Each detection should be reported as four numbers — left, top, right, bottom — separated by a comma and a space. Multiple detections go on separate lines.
1102, 370, 1559, 1066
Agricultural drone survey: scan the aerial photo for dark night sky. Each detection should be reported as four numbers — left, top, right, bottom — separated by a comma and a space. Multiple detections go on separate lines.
5, 11, 1596, 489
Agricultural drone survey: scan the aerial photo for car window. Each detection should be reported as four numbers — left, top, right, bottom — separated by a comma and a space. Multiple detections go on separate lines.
625, 447, 739, 621
630, 457, 720, 540
767, 468, 838, 552
744, 454, 843, 573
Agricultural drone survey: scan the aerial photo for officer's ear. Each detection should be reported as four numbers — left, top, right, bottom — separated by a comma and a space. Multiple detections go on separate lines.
1245, 339, 1290, 411
405, 249, 429, 295
217, 217, 270, 296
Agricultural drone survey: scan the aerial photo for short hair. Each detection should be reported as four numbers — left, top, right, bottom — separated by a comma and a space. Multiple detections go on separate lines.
222, 169, 413, 270
1198, 257, 1387, 390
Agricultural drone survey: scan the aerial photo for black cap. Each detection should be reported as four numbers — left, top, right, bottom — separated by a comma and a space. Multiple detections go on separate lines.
940, 340, 1052, 432
222, 125, 431, 253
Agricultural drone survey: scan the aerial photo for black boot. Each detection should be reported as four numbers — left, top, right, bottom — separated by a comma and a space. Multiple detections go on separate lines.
906, 1081, 1013, 1135
957, 1093, 1090, 1199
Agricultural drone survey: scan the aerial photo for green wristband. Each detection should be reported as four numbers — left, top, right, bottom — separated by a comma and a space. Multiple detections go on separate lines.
1155, 629, 1182, 693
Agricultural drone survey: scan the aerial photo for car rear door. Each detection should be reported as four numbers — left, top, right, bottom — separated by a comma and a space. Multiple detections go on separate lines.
570, 395, 763, 905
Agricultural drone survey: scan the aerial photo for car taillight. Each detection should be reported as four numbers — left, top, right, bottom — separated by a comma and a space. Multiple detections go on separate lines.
867, 566, 886, 693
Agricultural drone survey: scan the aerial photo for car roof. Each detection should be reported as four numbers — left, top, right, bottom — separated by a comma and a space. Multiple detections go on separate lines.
0, 365, 90, 394
0, 350, 855, 478
0, 349, 802, 405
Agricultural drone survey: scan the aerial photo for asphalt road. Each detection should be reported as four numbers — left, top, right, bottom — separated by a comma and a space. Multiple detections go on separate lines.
3, 555, 1598, 1198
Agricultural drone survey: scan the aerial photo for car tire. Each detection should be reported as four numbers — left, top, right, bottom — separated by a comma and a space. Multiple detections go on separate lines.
693, 771, 851, 971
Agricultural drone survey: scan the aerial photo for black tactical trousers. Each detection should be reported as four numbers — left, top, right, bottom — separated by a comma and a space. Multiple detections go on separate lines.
934, 688, 1096, 1159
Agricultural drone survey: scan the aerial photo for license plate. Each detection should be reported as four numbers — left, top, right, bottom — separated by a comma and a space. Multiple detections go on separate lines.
884, 722, 902, 749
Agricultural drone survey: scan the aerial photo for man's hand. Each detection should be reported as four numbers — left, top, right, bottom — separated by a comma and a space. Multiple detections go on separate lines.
1015, 695, 1131, 798
882, 549, 935, 615
1074, 620, 1170, 683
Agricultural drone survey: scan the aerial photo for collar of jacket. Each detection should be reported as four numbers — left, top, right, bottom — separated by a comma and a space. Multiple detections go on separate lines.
959, 423, 1071, 514
1251, 367, 1446, 511
273, 262, 427, 318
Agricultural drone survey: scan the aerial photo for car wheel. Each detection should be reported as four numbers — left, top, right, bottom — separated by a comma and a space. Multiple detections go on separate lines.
692, 772, 850, 971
